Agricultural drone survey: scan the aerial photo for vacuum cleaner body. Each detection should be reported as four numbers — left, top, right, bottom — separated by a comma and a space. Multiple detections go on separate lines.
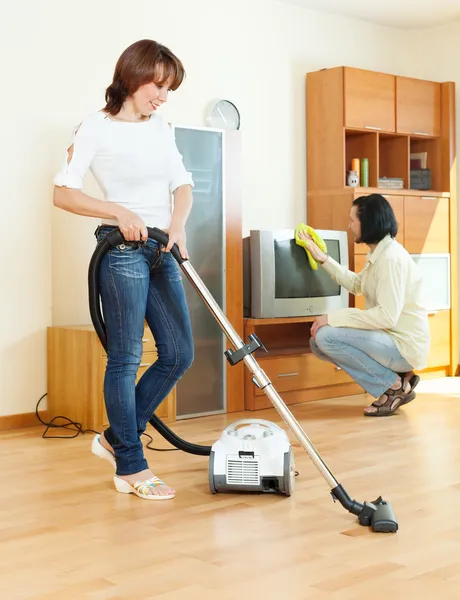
209, 419, 295, 496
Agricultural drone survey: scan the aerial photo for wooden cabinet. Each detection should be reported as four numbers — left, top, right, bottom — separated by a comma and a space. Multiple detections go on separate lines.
427, 311, 451, 369
47, 324, 176, 431
403, 195, 449, 253
243, 317, 363, 411
396, 76, 441, 137
344, 67, 395, 132
306, 67, 450, 193
353, 254, 367, 311
306, 66, 457, 378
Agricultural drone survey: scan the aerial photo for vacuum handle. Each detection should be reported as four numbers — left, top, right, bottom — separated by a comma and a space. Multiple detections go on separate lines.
105, 226, 187, 265
147, 227, 187, 265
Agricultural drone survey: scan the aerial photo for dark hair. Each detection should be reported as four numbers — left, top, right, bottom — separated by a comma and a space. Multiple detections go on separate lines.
352, 194, 398, 244
104, 39, 185, 115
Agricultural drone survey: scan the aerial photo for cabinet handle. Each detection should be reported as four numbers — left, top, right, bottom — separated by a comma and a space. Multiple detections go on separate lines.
364, 125, 381, 131
335, 367, 342, 371
278, 372, 299, 378
412, 131, 430, 136
142, 338, 150, 342
421, 196, 436, 200
139, 363, 152, 368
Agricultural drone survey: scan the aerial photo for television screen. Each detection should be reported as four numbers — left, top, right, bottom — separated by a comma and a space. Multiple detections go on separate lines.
274, 239, 341, 298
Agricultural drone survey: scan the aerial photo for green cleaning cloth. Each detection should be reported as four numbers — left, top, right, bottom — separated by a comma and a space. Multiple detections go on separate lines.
295, 223, 327, 270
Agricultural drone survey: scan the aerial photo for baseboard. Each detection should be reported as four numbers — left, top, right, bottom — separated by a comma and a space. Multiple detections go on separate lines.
0, 411, 48, 432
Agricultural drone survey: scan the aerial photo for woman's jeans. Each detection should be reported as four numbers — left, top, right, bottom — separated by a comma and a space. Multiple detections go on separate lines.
310, 326, 413, 399
96, 226, 194, 476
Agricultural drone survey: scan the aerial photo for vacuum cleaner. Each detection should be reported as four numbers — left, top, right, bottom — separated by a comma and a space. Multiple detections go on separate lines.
88, 227, 399, 533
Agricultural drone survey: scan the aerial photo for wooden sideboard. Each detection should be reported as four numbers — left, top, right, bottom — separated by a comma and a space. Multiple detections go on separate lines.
47, 323, 175, 431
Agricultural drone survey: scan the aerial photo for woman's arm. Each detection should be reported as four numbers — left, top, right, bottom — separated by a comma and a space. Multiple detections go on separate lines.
321, 256, 363, 296
328, 259, 406, 330
298, 232, 362, 295
165, 184, 193, 257
54, 187, 148, 241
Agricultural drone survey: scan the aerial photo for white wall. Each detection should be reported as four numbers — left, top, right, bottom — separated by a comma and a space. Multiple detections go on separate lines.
1, 0, 409, 416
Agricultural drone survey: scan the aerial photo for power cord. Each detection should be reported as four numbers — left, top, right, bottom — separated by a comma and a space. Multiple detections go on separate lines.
36, 393, 178, 451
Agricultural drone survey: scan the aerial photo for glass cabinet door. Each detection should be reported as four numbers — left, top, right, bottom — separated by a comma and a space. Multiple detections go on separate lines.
172, 126, 225, 417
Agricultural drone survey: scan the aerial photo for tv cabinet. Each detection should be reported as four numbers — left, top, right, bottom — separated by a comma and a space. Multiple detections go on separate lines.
243, 316, 363, 411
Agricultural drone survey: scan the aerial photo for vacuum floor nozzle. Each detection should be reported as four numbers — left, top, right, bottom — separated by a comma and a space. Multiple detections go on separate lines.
359, 497, 399, 533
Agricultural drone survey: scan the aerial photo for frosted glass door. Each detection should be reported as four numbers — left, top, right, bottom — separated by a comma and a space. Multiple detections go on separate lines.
172, 126, 225, 417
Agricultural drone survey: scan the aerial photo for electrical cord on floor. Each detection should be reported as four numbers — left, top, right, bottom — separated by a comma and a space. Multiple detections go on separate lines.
36, 393, 179, 451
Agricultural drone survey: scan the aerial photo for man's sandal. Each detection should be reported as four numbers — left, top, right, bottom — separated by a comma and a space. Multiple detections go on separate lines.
113, 476, 175, 500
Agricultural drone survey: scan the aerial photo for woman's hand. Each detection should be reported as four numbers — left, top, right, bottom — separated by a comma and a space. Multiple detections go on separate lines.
298, 230, 328, 264
116, 207, 148, 242
165, 225, 189, 259
310, 314, 328, 339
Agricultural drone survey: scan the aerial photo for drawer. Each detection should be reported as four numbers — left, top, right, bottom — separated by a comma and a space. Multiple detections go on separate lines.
255, 353, 352, 396
426, 310, 450, 369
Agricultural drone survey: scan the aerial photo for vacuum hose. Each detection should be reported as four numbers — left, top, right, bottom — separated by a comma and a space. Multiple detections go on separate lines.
88, 226, 212, 456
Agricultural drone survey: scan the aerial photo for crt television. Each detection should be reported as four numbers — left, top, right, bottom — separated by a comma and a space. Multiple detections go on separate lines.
243, 229, 349, 318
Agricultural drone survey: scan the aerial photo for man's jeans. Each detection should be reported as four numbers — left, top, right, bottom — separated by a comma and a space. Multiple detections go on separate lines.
97, 227, 194, 475
310, 325, 413, 398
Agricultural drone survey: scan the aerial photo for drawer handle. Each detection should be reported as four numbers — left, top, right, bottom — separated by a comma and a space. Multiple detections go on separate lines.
139, 363, 152, 368
335, 367, 342, 371
142, 337, 150, 343
413, 131, 430, 136
278, 372, 299, 378
421, 197, 437, 201
364, 125, 381, 131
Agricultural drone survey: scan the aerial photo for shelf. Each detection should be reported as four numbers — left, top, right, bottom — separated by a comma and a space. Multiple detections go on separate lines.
379, 133, 409, 189
254, 345, 312, 359
344, 186, 449, 197
245, 316, 316, 325
345, 129, 378, 187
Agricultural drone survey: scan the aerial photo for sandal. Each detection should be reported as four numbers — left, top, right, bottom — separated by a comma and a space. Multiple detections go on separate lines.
113, 475, 175, 500
398, 372, 420, 406
91, 434, 116, 470
365, 379, 414, 417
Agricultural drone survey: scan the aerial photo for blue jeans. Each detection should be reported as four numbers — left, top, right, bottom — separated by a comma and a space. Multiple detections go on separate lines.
310, 326, 413, 398
96, 226, 194, 476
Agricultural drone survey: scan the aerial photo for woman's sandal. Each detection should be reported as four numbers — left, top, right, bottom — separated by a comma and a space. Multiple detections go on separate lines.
398, 372, 420, 406
91, 434, 116, 470
113, 475, 175, 500
365, 374, 416, 417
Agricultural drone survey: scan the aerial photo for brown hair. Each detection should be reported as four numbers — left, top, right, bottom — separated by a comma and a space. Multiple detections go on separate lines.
104, 39, 185, 115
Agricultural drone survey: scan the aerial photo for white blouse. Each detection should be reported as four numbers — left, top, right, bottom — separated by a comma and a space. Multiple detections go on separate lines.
54, 111, 194, 229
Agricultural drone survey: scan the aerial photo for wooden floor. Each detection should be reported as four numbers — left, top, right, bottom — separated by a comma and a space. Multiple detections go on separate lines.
2, 379, 460, 600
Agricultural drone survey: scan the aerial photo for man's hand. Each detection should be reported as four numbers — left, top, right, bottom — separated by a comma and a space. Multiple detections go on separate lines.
311, 314, 328, 339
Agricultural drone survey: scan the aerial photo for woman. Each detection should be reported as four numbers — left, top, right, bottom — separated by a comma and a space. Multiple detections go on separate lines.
53, 40, 195, 499
300, 194, 430, 417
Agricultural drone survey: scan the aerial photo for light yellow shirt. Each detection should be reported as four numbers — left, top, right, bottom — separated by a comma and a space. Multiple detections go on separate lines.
321, 235, 430, 370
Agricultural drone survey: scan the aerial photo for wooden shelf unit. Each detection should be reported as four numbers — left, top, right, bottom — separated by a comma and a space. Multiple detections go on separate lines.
306, 66, 458, 378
